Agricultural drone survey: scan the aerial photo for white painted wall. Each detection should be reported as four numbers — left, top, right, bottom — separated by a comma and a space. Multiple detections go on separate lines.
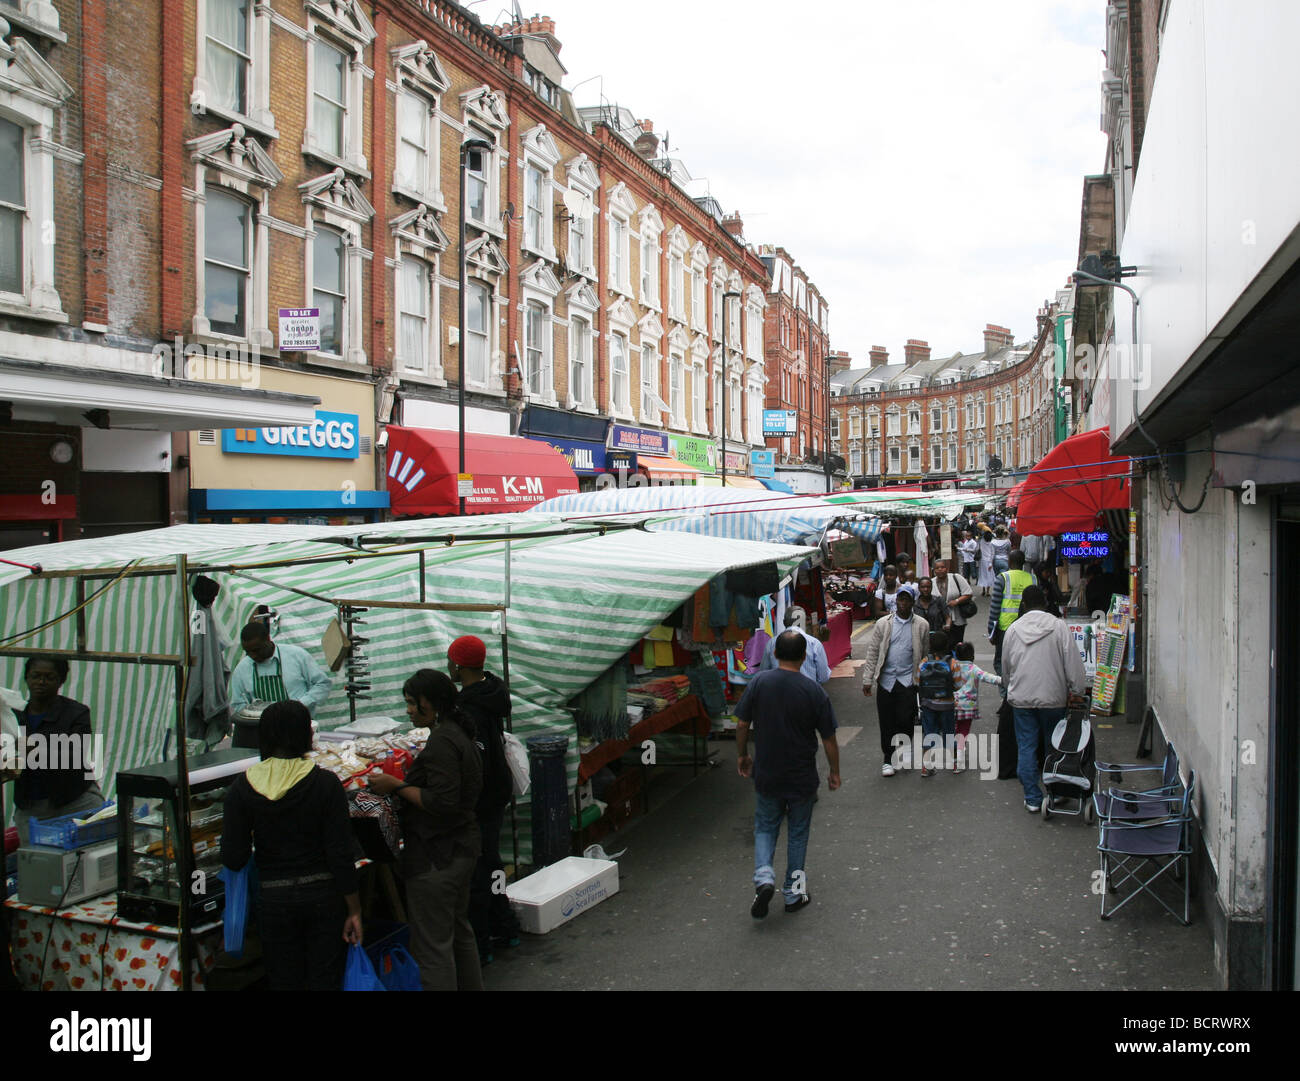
1113, 0, 1300, 437
1142, 447, 1270, 919
81, 429, 172, 473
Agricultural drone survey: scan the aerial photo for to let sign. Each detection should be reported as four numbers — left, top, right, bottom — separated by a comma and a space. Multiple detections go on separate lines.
279, 308, 321, 352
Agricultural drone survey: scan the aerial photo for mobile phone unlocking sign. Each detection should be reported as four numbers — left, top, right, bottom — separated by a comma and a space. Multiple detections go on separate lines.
1059, 530, 1110, 559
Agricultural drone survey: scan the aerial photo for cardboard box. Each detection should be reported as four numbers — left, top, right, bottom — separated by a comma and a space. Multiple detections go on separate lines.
506, 856, 619, 934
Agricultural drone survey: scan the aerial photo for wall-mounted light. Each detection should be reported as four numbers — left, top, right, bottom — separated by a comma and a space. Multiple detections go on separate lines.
49, 438, 75, 465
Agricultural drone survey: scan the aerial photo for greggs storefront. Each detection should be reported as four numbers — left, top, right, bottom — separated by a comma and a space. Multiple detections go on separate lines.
188, 370, 388, 524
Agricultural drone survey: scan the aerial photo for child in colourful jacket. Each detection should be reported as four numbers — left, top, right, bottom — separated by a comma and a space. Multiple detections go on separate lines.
952, 641, 1001, 772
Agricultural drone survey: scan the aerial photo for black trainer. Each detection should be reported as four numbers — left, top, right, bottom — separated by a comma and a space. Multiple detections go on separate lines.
751, 883, 775, 919
785, 894, 812, 914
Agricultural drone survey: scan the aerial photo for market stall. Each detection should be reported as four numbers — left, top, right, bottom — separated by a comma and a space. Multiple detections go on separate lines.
2, 514, 818, 987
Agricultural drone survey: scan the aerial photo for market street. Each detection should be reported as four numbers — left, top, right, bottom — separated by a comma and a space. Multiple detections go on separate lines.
484, 625, 1215, 992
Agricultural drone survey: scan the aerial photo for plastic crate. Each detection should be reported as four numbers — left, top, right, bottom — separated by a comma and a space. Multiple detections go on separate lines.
28, 801, 117, 850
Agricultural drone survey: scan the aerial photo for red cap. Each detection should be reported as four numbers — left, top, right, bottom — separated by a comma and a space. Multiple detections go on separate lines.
448, 635, 487, 668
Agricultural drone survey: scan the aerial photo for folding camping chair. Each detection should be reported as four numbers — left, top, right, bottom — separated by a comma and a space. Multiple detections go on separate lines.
1097, 770, 1196, 924
1096, 740, 1179, 794
1093, 742, 1183, 822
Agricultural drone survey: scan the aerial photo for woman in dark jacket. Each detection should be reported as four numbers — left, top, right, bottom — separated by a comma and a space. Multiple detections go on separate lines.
220, 700, 361, 991
7, 656, 104, 844
368, 669, 483, 991
1035, 561, 1069, 618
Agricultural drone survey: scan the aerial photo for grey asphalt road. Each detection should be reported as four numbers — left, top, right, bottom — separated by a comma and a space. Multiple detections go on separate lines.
484, 615, 1215, 991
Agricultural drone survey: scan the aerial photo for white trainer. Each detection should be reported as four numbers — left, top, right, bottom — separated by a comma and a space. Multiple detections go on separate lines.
881, 763, 897, 777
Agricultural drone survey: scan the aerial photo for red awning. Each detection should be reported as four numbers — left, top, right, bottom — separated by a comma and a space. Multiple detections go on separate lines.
385, 426, 579, 516
1005, 481, 1028, 509
1014, 427, 1132, 535
638, 454, 699, 482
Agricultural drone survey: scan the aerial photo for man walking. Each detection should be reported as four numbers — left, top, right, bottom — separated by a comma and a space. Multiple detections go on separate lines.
736, 631, 840, 918
986, 549, 1034, 676
448, 635, 523, 964
861, 589, 931, 776
1001, 585, 1088, 813
757, 605, 831, 684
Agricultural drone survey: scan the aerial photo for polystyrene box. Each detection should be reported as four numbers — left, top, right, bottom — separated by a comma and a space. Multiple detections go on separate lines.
506, 856, 619, 934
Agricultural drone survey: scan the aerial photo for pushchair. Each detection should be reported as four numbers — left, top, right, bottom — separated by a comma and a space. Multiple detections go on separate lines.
1040, 694, 1096, 823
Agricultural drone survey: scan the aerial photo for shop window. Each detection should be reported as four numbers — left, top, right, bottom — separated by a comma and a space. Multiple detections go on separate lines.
0, 117, 27, 297
525, 299, 552, 400
397, 257, 429, 373
311, 39, 347, 159
466, 280, 491, 385
640, 343, 660, 424
312, 225, 346, 356
569, 315, 593, 410
669, 353, 685, 427
191, 0, 276, 136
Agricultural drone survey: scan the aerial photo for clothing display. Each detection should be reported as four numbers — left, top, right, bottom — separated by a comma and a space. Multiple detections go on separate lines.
572, 662, 630, 742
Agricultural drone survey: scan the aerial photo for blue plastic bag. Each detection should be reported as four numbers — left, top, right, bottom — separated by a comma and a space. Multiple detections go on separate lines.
343, 943, 386, 991
218, 865, 249, 958
376, 945, 422, 991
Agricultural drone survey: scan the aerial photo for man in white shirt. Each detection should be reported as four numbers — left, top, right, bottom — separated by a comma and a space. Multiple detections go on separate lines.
872, 564, 919, 619
758, 607, 831, 684
229, 622, 333, 718
861, 590, 931, 777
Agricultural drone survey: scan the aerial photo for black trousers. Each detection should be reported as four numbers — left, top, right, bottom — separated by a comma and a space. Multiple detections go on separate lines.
876, 682, 918, 763
259, 893, 347, 991
992, 627, 1006, 676
948, 623, 967, 645
468, 807, 521, 952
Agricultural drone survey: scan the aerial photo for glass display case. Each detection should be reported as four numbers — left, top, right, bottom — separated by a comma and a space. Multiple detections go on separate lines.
116, 748, 259, 926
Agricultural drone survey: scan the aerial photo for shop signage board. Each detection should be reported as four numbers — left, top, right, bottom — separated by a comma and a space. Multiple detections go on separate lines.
1091, 595, 1131, 714
1059, 530, 1111, 559
667, 434, 718, 473
762, 409, 797, 436
278, 308, 320, 351
609, 425, 670, 456
1067, 618, 1103, 681
750, 450, 775, 479
533, 438, 608, 475
724, 451, 748, 473
221, 410, 360, 459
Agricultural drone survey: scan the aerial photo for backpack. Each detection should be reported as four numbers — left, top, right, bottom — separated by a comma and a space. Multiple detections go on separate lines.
918, 656, 955, 702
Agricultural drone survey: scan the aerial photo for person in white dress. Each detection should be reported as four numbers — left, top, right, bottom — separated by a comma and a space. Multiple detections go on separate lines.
977, 531, 996, 595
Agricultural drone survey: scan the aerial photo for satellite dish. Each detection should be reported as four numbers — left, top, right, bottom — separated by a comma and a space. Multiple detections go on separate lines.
562, 188, 593, 219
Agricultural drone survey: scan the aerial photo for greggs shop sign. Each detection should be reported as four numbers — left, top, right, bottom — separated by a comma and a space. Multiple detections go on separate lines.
222, 411, 360, 459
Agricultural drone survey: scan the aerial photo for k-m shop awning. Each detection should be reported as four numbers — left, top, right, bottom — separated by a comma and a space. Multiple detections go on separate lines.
1013, 427, 1132, 535
385, 427, 579, 515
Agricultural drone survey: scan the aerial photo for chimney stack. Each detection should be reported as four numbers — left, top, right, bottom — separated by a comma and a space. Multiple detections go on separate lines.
721, 212, 744, 239
983, 323, 1014, 355
903, 339, 930, 367
633, 120, 659, 161
828, 349, 853, 374
868, 345, 889, 368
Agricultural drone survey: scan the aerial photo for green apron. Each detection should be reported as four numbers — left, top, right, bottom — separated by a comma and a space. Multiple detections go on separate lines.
252, 653, 290, 704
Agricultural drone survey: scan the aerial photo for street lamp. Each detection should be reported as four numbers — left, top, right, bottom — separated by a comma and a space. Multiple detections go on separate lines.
721, 290, 742, 486
822, 353, 832, 494
458, 137, 493, 515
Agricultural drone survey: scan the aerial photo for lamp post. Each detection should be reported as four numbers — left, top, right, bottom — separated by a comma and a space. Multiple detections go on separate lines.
458, 138, 493, 516
823, 353, 832, 494
721, 290, 742, 486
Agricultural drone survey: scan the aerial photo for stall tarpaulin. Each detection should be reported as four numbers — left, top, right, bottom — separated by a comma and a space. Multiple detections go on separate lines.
384, 427, 579, 515
1013, 427, 1132, 535
0, 516, 814, 860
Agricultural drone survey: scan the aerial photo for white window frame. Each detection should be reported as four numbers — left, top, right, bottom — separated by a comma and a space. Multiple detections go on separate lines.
524, 298, 554, 404
460, 86, 509, 236
390, 203, 449, 383
563, 154, 599, 280
302, 6, 374, 176
689, 242, 707, 333
745, 301, 763, 363
640, 340, 661, 426
669, 351, 686, 429
710, 263, 724, 341
609, 330, 631, 419
887, 409, 900, 437
299, 169, 374, 367
868, 446, 879, 475
746, 375, 763, 446
190, 0, 278, 138
391, 41, 449, 210
520, 125, 561, 261
665, 225, 688, 324
606, 181, 637, 297
189, 126, 281, 348
519, 259, 562, 405
889, 445, 901, 472
568, 313, 594, 412
638, 204, 663, 309
0, 41, 73, 322
851, 448, 862, 475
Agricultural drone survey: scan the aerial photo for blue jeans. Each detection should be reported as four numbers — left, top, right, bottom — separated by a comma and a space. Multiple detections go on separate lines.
919, 706, 956, 766
754, 791, 816, 905
1013, 707, 1065, 804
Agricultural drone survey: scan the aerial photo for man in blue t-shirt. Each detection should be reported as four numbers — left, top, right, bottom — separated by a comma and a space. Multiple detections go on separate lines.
735, 630, 841, 919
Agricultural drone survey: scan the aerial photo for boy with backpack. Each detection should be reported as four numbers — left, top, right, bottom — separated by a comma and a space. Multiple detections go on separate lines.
917, 631, 960, 777
952, 640, 1002, 772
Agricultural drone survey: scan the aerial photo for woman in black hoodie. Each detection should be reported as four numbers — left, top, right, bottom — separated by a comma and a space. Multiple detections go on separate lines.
368, 669, 483, 991
221, 700, 362, 990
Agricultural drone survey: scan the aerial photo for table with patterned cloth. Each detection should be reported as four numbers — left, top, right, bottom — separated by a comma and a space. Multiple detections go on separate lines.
4, 895, 221, 991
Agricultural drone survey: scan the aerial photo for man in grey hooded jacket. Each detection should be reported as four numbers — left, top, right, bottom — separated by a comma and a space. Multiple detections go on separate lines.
1001, 585, 1088, 812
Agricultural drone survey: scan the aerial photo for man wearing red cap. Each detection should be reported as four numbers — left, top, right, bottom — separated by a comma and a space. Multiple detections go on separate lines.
447, 635, 521, 963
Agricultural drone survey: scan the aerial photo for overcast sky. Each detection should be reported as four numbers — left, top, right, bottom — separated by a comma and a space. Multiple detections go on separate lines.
482, 0, 1110, 365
